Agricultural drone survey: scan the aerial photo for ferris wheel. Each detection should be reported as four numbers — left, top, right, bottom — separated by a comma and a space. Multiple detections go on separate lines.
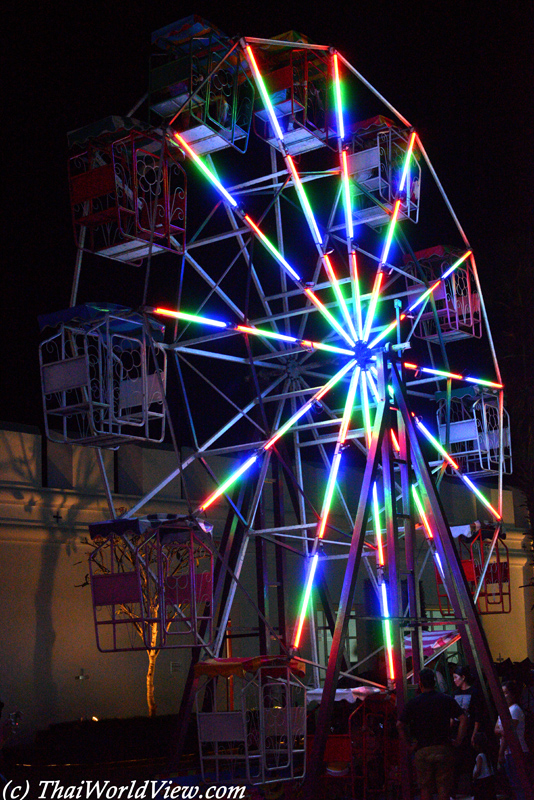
137, 20, 511, 649
38, 16, 531, 798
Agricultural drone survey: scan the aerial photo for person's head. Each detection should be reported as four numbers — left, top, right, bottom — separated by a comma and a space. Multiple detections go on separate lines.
452, 664, 473, 690
473, 732, 489, 754
502, 680, 521, 707
419, 668, 436, 691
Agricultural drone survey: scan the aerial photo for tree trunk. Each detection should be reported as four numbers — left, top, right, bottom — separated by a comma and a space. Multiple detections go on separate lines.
146, 622, 159, 717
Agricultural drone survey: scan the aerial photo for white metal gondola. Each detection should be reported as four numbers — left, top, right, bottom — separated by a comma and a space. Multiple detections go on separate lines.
39, 306, 167, 447
150, 17, 255, 154
349, 115, 420, 228
436, 387, 512, 476
195, 657, 306, 786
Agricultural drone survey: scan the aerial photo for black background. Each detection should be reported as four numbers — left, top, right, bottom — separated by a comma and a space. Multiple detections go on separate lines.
3, 0, 532, 428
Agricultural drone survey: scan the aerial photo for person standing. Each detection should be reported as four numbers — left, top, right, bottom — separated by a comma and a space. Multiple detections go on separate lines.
472, 732, 497, 800
452, 664, 486, 795
452, 664, 485, 743
397, 668, 467, 800
495, 680, 529, 800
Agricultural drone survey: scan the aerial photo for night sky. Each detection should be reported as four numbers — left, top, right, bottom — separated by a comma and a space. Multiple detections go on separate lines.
3, 0, 532, 429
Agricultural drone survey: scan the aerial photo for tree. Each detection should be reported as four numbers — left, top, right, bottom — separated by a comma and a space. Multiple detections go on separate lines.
80, 518, 213, 717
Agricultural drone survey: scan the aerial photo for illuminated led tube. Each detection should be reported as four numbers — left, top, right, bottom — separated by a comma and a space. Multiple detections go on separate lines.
361, 372, 373, 448
339, 366, 361, 442
380, 580, 390, 616
369, 139, 413, 333
368, 312, 407, 349
199, 454, 258, 512
285, 153, 356, 341
154, 308, 229, 328
380, 199, 402, 267
281, 133, 358, 345
244, 215, 302, 282
390, 429, 401, 453
380, 582, 395, 681
463, 376, 503, 389
365, 371, 381, 404
316, 366, 361, 540
398, 131, 417, 194
373, 483, 384, 566
332, 53, 345, 141
173, 132, 238, 207
404, 362, 502, 389
286, 154, 323, 246
245, 45, 285, 141
434, 552, 445, 579
156, 314, 356, 356
414, 418, 460, 470
442, 250, 472, 278
238, 325, 355, 355
411, 485, 445, 587
301, 340, 355, 356
363, 185, 404, 349
408, 250, 473, 313
323, 255, 358, 343
408, 280, 441, 313
350, 251, 363, 338
366, 133, 415, 353
304, 287, 356, 348
461, 476, 502, 521
368, 318, 399, 349
422, 367, 463, 380
316, 451, 343, 541
341, 149, 353, 239
156, 311, 355, 358
384, 619, 395, 680
293, 553, 319, 649
236, 325, 298, 343
411, 484, 434, 539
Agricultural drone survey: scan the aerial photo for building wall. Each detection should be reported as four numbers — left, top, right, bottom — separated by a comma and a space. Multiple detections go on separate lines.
0, 428, 211, 736
479, 529, 534, 663
1, 425, 532, 740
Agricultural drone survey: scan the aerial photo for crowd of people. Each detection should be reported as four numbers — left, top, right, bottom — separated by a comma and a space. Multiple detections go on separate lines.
397, 666, 531, 800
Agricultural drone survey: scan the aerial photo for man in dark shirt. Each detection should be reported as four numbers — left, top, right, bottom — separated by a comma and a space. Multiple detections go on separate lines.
452, 664, 486, 742
397, 668, 467, 800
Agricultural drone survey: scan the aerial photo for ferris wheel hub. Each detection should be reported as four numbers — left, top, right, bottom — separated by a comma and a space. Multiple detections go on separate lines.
353, 340, 374, 369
